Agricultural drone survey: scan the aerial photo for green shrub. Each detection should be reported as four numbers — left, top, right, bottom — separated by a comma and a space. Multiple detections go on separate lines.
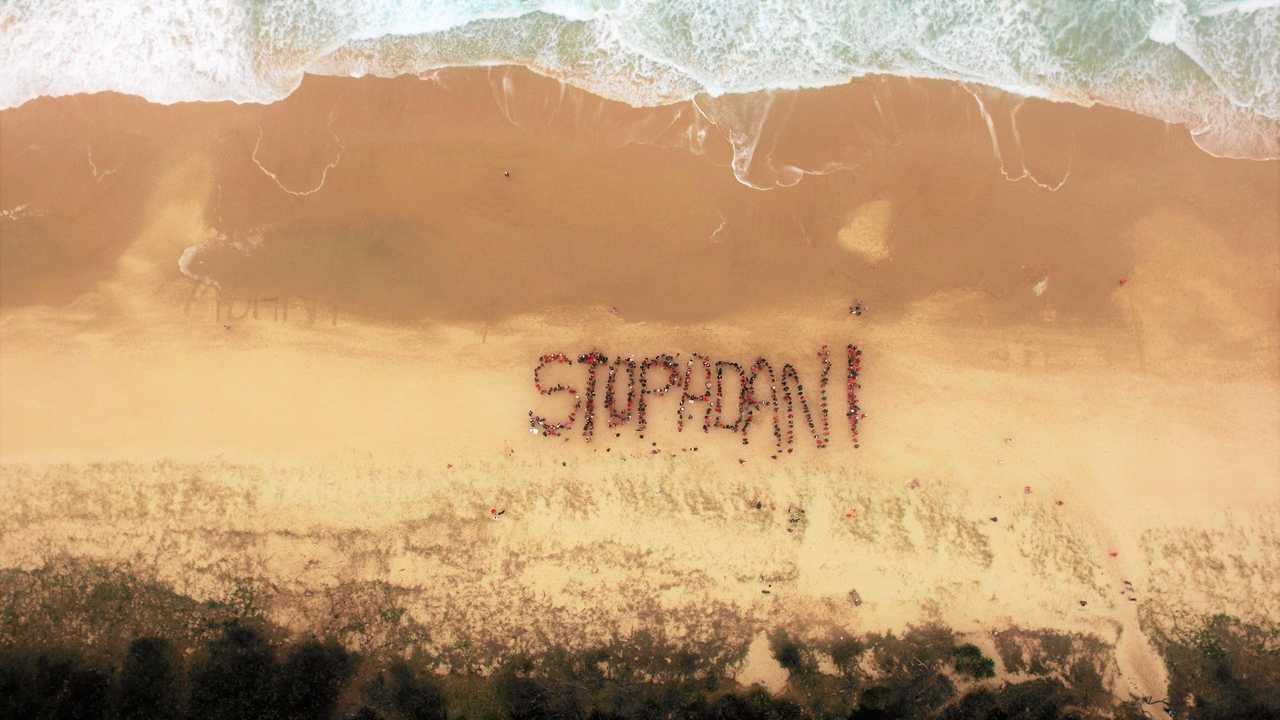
951, 644, 996, 680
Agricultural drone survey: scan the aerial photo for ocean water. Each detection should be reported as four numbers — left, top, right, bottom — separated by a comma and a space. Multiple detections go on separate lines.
1, 0, 1276, 167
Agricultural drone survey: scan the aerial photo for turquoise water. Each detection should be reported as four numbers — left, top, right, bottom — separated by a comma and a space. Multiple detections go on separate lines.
1, 0, 1276, 162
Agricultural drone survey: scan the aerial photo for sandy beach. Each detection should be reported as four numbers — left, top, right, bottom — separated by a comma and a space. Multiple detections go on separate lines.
2, 67, 1278, 717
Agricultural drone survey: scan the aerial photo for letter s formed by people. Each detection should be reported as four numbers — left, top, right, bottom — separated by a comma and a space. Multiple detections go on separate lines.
529, 353, 581, 437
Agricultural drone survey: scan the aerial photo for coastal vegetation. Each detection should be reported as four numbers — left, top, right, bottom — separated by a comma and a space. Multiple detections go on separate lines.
3, 563, 1275, 719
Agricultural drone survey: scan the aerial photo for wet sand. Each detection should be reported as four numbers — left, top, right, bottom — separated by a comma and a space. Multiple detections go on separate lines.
1, 68, 1278, 709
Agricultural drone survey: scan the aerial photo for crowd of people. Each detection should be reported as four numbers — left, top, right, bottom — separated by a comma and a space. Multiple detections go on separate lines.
529, 346, 866, 455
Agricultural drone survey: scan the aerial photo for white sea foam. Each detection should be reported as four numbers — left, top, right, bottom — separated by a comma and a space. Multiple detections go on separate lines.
177, 243, 216, 288
1, 0, 1276, 179
1199, 0, 1280, 17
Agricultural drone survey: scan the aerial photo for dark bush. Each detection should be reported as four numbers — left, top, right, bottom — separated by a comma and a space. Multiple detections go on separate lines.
0, 648, 111, 720
275, 639, 357, 720
847, 626, 959, 719
60, 663, 112, 720
828, 636, 866, 675
702, 687, 804, 720
768, 630, 815, 680
1065, 660, 1105, 708
362, 660, 448, 720
117, 637, 182, 720
952, 644, 996, 680
1163, 615, 1280, 720
940, 678, 1075, 720
494, 656, 575, 720
187, 622, 277, 720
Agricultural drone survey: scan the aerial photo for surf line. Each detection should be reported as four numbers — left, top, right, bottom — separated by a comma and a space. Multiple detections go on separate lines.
528, 345, 864, 453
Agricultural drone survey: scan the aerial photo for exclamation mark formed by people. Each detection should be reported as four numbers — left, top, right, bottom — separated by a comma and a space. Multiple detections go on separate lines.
847, 345, 863, 448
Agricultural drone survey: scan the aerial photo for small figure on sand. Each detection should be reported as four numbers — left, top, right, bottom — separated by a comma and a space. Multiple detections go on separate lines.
503, 170, 511, 179
1122, 579, 1137, 602
786, 505, 806, 533
849, 302, 865, 317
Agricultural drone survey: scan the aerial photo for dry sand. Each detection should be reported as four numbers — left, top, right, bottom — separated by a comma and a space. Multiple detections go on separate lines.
1, 68, 1278, 709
